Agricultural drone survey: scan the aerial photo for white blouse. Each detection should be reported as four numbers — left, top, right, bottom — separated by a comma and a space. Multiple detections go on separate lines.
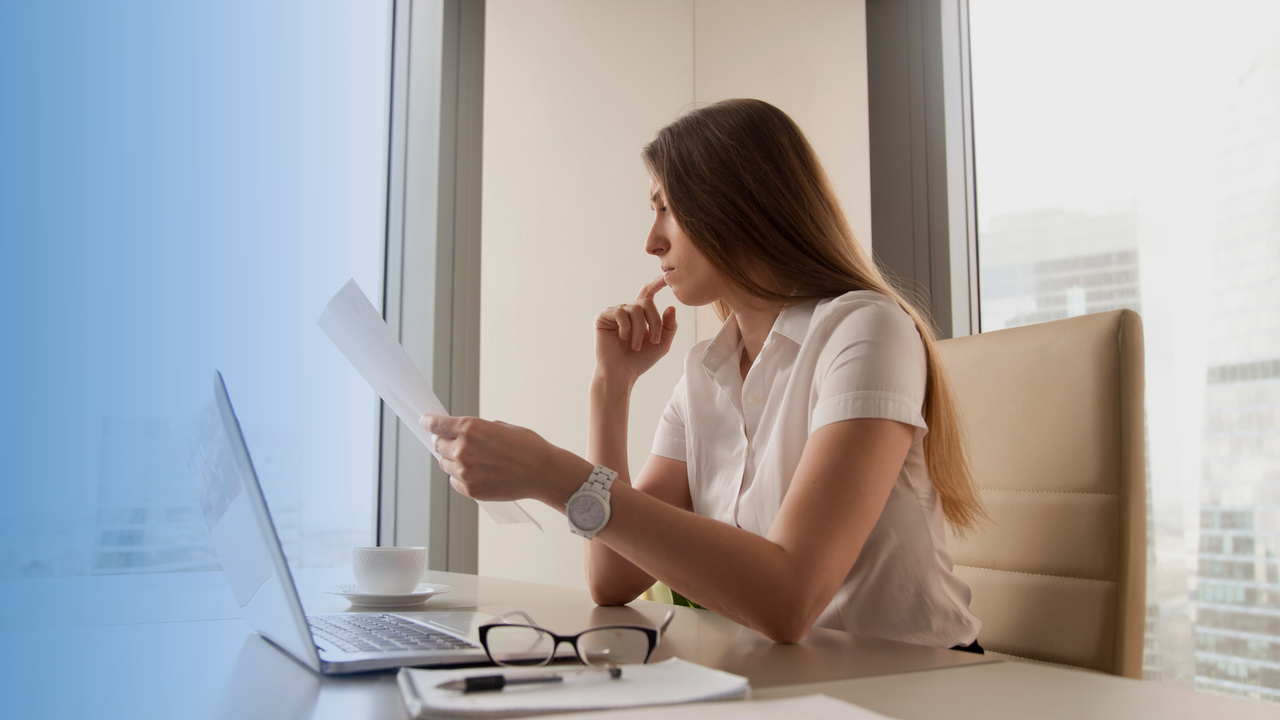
651, 291, 981, 648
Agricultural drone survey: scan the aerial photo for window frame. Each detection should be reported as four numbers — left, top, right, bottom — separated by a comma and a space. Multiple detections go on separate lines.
866, 0, 979, 339
379, 0, 484, 571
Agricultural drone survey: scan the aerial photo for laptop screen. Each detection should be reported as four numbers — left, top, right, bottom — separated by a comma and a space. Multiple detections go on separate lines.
186, 371, 321, 672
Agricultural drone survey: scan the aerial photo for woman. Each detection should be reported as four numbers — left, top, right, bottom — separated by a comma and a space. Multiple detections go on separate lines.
422, 99, 985, 649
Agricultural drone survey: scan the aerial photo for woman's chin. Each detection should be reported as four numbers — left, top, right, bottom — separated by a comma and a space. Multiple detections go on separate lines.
667, 282, 719, 308
669, 288, 698, 307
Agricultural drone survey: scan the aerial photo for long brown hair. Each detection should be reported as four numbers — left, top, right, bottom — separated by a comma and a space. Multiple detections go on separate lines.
643, 99, 985, 532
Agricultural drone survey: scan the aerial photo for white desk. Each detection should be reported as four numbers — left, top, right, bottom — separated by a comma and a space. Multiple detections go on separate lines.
2, 568, 1272, 719
756, 661, 1277, 720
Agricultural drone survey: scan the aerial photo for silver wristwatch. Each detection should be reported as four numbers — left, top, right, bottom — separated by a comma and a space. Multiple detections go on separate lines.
566, 465, 618, 539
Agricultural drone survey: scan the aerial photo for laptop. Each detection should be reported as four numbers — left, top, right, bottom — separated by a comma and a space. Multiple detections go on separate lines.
188, 371, 494, 674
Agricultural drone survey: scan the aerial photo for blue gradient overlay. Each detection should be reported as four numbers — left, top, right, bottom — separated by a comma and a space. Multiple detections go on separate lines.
1, 2, 392, 716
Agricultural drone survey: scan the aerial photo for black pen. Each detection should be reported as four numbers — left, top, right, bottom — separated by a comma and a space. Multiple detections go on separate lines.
437, 666, 623, 693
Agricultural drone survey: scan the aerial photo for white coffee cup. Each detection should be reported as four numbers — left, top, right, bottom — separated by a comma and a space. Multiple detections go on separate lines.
352, 546, 427, 594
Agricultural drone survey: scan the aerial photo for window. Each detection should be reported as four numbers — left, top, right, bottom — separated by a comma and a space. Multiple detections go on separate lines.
970, 0, 1280, 702
1, 1, 392, 579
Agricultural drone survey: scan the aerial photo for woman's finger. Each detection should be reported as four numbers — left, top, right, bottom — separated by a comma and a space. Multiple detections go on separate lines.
438, 453, 458, 476
614, 304, 632, 342
420, 413, 462, 439
636, 274, 668, 302
625, 304, 649, 350
428, 432, 461, 470
448, 475, 470, 497
595, 307, 621, 331
638, 296, 662, 344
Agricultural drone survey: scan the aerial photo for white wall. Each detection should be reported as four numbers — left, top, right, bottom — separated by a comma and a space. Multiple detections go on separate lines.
694, 0, 871, 248
692, 0, 872, 340
479, 0, 869, 589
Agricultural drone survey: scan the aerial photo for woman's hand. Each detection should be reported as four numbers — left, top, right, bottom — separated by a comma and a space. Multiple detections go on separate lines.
420, 414, 593, 507
595, 275, 678, 384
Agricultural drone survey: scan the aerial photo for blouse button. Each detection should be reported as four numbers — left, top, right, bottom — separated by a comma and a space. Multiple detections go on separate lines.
747, 395, 760, 405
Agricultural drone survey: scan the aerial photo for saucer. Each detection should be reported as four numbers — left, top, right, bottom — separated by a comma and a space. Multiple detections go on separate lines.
326, 583, 453, 608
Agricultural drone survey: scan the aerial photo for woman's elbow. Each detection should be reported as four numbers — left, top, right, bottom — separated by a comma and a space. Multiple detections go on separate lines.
585, 572, 642, 606
753, 594, 827, 643
588, 585, 636, 606
757, 615, 813, 644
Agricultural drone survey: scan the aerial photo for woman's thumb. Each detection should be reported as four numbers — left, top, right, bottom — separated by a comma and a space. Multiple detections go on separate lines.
659, 306, 678, 347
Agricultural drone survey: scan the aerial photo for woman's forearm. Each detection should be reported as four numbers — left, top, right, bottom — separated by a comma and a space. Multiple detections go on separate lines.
587, 373, 633, 477
583, 374, 655, 604
594, 481, 820, 642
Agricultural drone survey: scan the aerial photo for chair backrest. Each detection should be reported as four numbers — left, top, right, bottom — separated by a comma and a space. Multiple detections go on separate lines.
936, 309, 1146, 677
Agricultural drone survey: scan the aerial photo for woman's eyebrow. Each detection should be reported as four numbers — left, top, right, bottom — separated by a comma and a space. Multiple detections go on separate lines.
650, 190, 664, 205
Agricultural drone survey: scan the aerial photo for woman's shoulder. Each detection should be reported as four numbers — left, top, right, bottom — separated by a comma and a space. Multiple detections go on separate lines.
811, 290, 918, 337
806, 291, 928, 394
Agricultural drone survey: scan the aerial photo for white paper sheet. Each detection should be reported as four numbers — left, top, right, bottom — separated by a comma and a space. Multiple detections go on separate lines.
398, 658, 752, 719
318, 279, 541, 529
529, 695, 899, 720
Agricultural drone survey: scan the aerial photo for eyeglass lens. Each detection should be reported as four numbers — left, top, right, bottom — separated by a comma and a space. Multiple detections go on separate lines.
485, 625, 652, 666
485, 626, 556, 666
575, 628, 651, 665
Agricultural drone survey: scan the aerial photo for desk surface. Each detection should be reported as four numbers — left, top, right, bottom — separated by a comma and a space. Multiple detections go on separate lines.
378, 570, 995, 690
3, 568, 1272, 719
757, 660, 1279, 720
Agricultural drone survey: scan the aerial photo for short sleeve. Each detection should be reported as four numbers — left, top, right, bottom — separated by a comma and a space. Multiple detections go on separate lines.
810, 297, 929, 439
651, 374, 689, 461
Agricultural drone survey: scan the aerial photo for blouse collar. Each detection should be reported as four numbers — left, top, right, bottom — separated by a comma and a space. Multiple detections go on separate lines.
700, 299, 820, 373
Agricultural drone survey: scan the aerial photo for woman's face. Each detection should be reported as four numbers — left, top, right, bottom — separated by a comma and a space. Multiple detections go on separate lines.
646, 178, 727, 307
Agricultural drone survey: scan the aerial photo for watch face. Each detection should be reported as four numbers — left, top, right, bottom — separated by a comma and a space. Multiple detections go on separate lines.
568, 493, 606, 531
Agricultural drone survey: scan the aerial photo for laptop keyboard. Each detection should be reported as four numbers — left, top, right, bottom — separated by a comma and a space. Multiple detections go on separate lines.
308, 614, 479, 654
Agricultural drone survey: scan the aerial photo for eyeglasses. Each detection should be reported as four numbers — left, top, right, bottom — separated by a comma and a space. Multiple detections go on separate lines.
478, 610, 675, 667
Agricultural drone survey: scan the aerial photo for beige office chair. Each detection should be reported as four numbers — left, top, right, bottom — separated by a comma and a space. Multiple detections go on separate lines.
937, 309, 1145, 678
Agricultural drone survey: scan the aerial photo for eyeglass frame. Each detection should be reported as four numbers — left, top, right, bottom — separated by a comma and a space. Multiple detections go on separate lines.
477, 609, 675, 667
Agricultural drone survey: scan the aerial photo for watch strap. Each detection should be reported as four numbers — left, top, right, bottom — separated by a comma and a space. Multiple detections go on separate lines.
584, 465, 617, 495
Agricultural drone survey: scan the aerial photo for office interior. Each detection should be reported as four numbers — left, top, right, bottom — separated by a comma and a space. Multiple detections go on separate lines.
2, 0, 1278, 716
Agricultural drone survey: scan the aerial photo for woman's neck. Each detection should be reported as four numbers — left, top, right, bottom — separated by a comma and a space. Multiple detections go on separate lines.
730, 300, 784, 378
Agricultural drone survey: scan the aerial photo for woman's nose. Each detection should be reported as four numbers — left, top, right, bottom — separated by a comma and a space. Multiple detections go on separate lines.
645, 224, 667, 256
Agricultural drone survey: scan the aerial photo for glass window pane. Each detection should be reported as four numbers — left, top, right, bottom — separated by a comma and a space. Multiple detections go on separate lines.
971, 0, 1280, 702
1, 1, 391, 581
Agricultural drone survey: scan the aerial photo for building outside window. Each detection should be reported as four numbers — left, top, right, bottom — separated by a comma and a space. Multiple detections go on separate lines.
970, 0, 1280, 701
